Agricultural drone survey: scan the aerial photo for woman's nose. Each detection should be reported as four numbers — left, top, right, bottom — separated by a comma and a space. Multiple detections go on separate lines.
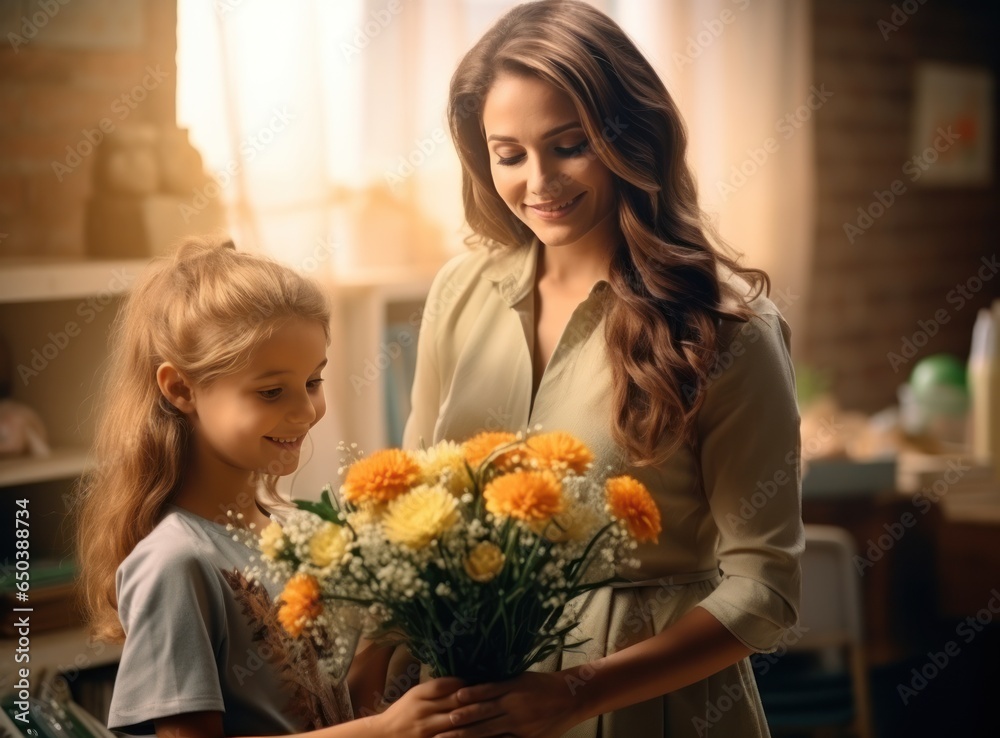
528, 155, 565, 200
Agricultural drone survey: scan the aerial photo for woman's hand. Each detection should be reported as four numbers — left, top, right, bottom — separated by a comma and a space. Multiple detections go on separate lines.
437, 671, 581, 738
366, 677, 508, 738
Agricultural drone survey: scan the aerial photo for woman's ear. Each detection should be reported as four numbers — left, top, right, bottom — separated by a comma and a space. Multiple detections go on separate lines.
156, 363, 196, 414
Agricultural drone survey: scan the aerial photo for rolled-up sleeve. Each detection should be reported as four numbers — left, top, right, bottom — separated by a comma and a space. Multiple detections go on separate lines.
694, 312, 803, 653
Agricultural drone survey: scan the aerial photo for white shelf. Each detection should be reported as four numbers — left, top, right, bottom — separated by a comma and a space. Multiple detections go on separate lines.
0, 257, 148, 304
0, 626, 122, 688
0, 446, 92, 487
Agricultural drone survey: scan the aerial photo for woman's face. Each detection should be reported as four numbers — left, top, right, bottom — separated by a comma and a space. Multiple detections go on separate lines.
482, 73, 618, 252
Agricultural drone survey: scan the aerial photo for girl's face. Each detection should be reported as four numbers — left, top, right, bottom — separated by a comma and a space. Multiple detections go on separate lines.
482, 73, 618, 252
188, 317, 328, 477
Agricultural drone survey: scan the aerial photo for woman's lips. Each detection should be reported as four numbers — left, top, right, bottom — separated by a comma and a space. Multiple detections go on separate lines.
527, 192, 584, 221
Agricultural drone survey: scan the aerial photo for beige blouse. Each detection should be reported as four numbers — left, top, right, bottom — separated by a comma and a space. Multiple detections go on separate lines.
403, 239, 802, 738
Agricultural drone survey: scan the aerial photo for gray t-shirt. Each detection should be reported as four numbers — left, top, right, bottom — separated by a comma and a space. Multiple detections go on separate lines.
107, 505, 352, 736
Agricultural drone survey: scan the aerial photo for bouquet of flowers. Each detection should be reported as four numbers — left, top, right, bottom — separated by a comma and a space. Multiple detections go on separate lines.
251, 430, 661, 684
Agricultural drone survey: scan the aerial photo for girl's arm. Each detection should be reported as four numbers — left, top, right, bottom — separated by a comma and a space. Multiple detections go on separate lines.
346, 637, 397, 716
153, 677, 509, 738
440, 605, 751, 738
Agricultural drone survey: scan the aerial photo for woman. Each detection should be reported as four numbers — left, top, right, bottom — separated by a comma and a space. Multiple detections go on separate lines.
404, 2, 802, 736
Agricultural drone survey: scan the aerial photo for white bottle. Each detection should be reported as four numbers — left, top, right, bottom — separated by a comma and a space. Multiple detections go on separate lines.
967, 304, 1000, 475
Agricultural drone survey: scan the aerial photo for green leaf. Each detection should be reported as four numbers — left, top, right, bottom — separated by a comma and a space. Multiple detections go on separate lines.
292, 498, 342, 524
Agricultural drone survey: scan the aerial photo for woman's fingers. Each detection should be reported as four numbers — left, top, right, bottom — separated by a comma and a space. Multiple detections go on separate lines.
434, 715, 509, 738
416, 676, 467, 700
455, 681, 513, 704
448, 700, 506, 727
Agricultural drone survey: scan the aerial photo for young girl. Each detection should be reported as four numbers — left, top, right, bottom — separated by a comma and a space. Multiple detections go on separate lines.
76, 239, 488, 738
403, 2, 803, 737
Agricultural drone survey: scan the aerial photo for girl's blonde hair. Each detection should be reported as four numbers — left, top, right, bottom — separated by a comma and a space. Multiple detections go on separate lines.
448, 0, 769, 466
76, 237, 330, 642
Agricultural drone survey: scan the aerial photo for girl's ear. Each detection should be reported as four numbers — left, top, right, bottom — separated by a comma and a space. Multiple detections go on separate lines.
156, 363, 196, 414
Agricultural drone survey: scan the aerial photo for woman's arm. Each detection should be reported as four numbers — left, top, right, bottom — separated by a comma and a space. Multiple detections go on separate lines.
443, 315, 802, 737
440, 606, 752, 738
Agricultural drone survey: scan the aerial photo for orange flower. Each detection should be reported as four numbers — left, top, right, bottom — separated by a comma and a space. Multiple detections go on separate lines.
484, 470, 564, 522
605, 476, 661, 543
342, 449, 420, 505
277, 573, 323, 637
463, 431, 521, 470
525, 431, 594, 475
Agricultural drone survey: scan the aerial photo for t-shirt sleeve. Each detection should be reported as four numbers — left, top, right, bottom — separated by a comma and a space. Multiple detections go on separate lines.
694, 312, 804, 653
107, 545, 228, 732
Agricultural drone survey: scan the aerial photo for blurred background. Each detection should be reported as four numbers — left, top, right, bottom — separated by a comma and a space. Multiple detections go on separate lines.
0, 0, 998, 736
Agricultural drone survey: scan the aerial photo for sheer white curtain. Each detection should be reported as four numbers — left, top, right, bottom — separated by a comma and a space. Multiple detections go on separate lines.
176, 0, 813, 492
179, 0, 813, 324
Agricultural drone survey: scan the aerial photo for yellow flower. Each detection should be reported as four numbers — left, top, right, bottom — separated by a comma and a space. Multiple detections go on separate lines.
605, 476, 662, 543
342, 449, 420, 505
383, 485, 460, 549
308, 522, 348, 568
525, 431, 594, 476
464, 541, 506, 583
346, 506, 381, 529
277, 573, 323, 637
463, 431, 521, 471
484, 470, 564, 522
417, 441, 473, 496
259, 521, 285, 560
533, 503, 602, 543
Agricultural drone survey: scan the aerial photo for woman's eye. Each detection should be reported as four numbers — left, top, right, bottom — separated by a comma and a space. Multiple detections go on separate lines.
259, 388, 282, 400
495, 152, 524, 167
556, 141, 589, 157
307, 378, 325, 391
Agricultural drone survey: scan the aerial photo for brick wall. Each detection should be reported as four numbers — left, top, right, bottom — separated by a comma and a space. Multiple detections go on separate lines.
0, 0, 177, 258
805, 0, 1000, 412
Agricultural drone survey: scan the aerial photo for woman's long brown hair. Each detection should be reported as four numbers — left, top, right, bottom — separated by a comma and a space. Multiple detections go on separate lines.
448, 0, 770, 466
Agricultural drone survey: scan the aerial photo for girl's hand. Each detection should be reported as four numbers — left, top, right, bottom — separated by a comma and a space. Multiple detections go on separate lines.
368, 677, 508, 738
439, 671, 580, 738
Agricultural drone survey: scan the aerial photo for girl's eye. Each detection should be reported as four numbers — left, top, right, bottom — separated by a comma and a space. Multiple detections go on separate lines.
307, 378, 325, 391
556, 141, 589, 157
259, 388, 282, 400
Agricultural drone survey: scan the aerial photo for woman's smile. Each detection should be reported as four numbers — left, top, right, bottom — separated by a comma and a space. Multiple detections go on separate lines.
527, 192, 585, 220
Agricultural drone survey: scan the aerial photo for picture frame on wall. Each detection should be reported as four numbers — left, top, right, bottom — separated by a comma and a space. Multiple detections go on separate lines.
911, 62, 994, 187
